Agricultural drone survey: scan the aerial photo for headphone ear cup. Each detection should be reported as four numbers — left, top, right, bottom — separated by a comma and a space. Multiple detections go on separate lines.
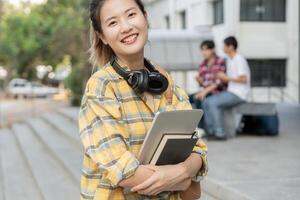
128, 70, 149, 94
135, 69, 149, 94
147, 72, 169, 94
142, 70, 149, 91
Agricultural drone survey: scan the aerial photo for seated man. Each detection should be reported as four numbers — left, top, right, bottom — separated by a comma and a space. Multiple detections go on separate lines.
203, 36, 251, 140
189, 40, 226, 128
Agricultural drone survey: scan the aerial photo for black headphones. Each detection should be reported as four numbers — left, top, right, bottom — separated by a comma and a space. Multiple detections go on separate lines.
110, 56, 169, 95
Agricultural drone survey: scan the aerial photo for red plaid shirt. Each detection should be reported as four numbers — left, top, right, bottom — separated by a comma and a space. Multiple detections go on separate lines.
198, 56, 227, 94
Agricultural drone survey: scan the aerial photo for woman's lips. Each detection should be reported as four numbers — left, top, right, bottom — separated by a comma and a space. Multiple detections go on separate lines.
121, 34, 138, 45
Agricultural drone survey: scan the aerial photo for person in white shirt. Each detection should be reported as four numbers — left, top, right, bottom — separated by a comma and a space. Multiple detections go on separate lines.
202, 36, 251, 140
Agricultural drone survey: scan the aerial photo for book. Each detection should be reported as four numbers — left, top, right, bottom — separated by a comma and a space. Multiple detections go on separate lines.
138, 110, 203, 164
149, 133, 198, 165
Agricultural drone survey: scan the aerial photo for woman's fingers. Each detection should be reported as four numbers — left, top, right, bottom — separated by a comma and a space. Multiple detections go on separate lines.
131, 173, 157, 192
138, 185, 162, 196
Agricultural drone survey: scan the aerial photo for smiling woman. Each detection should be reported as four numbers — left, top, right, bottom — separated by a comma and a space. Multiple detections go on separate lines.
78, 0, 208, 200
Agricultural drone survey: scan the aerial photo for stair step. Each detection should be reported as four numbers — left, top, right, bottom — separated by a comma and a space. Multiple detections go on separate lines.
201, 192, 219, 200
0, 136, 5, 200
42, 112, 80, 145
57, 107, 79, 123
26, 117, 82, 182
12, 123, 78, 200
0, 129, 43, 200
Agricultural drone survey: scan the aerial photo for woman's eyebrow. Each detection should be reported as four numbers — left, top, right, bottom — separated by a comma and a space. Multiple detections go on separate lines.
104, 7, 136, 24
105, 16, 117, 24
125, 7, 136, 13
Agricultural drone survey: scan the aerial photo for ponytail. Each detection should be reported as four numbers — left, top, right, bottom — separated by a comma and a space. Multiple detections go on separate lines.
88, 25, 115, 66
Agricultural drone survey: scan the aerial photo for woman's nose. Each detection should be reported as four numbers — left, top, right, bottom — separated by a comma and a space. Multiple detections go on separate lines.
120, 19, 133, 33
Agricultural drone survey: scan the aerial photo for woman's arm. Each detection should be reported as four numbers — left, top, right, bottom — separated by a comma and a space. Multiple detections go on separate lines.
182, 153, 203, 178
130, 152, 203, 196
119, 165, 154, 188
119, 165, 191, 191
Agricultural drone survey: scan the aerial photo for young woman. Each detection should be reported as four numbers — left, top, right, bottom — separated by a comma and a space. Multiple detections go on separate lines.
78, 0, 208, 199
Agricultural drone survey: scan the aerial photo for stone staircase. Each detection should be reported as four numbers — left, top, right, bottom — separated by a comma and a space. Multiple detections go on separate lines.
0, 107, 81, 200
0, 107, 217, 200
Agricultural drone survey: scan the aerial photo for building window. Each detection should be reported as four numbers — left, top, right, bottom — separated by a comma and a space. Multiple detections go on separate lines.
213, 0, 224, 25
165, 15, 170, 29
179, 10, 186, 29
248, 59, 286, 87
240, 0, 286, 22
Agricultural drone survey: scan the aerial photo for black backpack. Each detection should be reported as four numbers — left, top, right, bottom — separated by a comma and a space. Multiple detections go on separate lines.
238, 113, 279, 136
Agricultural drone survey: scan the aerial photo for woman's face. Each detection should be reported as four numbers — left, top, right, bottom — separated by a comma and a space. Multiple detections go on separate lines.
99, 0, 148, 58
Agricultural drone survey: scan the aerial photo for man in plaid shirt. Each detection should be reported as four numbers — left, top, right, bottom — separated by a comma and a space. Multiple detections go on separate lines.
189, 40, 227, 128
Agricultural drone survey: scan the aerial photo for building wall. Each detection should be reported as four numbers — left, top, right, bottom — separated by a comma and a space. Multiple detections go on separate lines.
144, 0, 300, 103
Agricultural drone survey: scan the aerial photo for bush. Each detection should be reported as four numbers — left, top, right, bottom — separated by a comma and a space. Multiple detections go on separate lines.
64, 66, 84, 106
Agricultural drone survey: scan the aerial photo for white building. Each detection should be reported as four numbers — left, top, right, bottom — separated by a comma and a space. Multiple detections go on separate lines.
143, 0, 299, 103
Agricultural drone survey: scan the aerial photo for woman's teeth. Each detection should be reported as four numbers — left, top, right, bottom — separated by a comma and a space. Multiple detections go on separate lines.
122, 34, 138, 44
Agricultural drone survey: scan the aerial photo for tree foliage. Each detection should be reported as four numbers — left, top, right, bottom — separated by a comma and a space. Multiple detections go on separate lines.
0, 0, 90, 80
0, 0, 91, 105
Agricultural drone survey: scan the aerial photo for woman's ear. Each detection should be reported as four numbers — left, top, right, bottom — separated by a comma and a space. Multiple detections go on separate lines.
144, 12, 148, 19
144, 12, 150, 28
97, 31, 108, 45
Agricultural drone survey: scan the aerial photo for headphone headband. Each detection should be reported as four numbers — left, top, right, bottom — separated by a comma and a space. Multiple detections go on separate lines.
110, 56, 169, 95
110, 56, 158, 78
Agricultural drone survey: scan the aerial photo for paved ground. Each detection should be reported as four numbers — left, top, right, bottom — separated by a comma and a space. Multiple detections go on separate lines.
0, 103, 216, 199
203, 104, 300, 200
0, 98, 68, 127
0, 103, 299, 200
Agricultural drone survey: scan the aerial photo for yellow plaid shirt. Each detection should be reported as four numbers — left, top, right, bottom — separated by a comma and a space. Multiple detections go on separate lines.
78, 62, 208, 200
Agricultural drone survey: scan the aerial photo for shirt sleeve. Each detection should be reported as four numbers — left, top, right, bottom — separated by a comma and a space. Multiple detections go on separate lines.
192, 139, 208, 181
79, 77, 139, 189
237, 56, 250, 77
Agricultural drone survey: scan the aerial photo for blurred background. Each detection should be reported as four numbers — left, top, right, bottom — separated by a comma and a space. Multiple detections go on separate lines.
0, 0, 299, 200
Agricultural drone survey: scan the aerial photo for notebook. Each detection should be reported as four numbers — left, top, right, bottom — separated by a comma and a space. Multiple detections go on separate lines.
149, 133, 198, 165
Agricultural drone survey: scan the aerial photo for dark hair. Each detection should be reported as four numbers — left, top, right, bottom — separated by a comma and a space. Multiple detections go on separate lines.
89, 0, 147, 66
200, 40, 215, 49
224, 36, 238, 50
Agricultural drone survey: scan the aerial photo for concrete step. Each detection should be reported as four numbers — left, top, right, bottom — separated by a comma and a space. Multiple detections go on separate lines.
57, 107, 79, 123
0, 133, 6, 200
26, 117, 82, 183
201, 192, 219, 200
0, 128, 43, 200
42, 112, 80, 145
12, 123, 78, 200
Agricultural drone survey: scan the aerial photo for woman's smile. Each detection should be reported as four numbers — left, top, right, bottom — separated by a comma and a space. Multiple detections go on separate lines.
121, 33, 139, 45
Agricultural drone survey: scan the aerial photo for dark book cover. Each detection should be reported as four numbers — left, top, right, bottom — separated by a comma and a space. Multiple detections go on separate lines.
150, 135, 198, 165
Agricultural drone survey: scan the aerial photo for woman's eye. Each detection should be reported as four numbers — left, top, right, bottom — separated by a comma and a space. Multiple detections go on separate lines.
128, 12, 136, 18
108, 21, 117, 26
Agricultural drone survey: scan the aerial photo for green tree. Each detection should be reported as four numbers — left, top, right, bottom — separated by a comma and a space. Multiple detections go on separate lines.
0, 0, 91, 105
0, 0, 90, 78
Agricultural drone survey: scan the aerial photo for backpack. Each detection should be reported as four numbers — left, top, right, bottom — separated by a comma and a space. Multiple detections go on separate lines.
238, 113, 279, 136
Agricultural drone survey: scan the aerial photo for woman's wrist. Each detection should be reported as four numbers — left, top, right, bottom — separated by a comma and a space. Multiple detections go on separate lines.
182, 153, 203, 178
178, 162, 190, 179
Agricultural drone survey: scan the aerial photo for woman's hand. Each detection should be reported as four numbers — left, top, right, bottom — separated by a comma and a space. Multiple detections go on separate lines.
131, 163, 190, 196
